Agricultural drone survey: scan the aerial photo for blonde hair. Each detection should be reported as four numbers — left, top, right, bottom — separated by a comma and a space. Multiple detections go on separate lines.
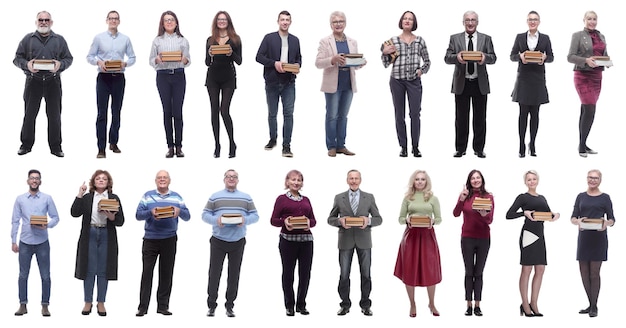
524, 170, 539, 182
405, 170, 433, 201
584, 11, 597, 20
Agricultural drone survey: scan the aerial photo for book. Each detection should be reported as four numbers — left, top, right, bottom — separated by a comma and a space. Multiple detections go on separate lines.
342, 54, 366, 67
210, 44, 232, 55
461, 51, 482, 62
33, 59, 55, 70
221, 213, 243, 225
154, 206, 175, 219
345, 216, 364, 227
104, 60, 123, 71
592, 56, 613, 67
383, 39, 399, 63
98, 199, 120, 212
408, 215, 431, 227
472, 197, 492, 211
30, 215, 48, 226
282, 63, 300, 73
524, 51, 543, 63
289, 216, 308, 229
579, 218, 604, 230
161, 51, 182, 62
532, 211, 552, 221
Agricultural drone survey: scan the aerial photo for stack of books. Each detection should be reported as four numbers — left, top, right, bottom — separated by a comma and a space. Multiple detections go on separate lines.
33, 59, 55, 70
461, 51, 482, 61
289, 216, 308, 229
161, 51, 182, 62
30, 215, 48, 226
282, 63, 300, 73
579, 218, 604, 230
210, 44, 232, 55
592, 56, 613, 67
345, 216, 364, 227
221, 213, 243, 225
532, 211, 553, 221
472, 197, 492, 211
105, 60, 123, 71
342, 53, 366, 67
524, 51, 543, 63
408, 215, 431, 228
154, 206, 175, 219
383, 39, 399, 63
98, 199, 120, 212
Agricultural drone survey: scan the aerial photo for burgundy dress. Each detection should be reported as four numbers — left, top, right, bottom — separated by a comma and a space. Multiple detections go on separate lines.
574, 31, 605, 105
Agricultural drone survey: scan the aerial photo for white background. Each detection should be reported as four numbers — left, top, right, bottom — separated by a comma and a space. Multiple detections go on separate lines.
1, 1, 623, 327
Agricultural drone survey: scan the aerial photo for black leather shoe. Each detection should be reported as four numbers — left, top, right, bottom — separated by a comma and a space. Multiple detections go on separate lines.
109, 144, 121, 153
465, 306, 472, 316
585, 146, 598, 154
286, 308, 295, 316
175, 147, 184, 157
453, 151, 465, 158
17, 147, 31, 156
337, 307, 350, 316
579, 306, 590, 314
412, 147, 422, 157
226, 308, 235, 317
473, 306, 483, 316
589, 306, 598, 317
399, 147, 408, 157
136, 309, 147, 317
97, 150, 106, 158
51, 150, 65, 157
157, 309, 172, 315
165, 148, 175, 158
361, 308, 373, 316
474, 151, 486, 158
264, 139, 277, 150
207, 308, 215, 317
296, 307, 309, 315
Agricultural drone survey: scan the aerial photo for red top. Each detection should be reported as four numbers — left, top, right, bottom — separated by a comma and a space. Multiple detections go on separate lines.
453, 192, 494, 239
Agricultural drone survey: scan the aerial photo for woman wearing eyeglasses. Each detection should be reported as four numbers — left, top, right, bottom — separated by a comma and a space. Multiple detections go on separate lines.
570, 170, 615, 317
510, 11, 553, 157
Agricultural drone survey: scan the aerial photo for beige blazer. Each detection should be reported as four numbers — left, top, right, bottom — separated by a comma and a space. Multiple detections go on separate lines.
315, 34, 358, 93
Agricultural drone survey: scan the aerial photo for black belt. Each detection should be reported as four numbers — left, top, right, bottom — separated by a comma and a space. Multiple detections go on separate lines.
157, 68, 184, 74
91, 224, 107, 228
466, 77, 477, 82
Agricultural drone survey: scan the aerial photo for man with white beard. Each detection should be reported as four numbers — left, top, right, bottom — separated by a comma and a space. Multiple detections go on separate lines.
13, 11, 73, 157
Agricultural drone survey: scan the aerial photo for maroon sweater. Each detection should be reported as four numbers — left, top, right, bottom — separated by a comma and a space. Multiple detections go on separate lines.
270, 194, 317, 235
453, 192, 494, 239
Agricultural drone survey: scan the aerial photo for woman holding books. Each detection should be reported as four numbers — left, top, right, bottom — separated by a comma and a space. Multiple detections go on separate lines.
394, 170, 442, 317
270, 169, 317, 316
567, 11, 609, 157
315, 11, 364, 157
509, 11, 554, 157
149, 10, 191, 158
381, 11, 430, 157
453, 169, 493, 316
71, 170, 125, 316
570, 169, 615, 317
505, 170, 560, 317
205, 11, 242, 158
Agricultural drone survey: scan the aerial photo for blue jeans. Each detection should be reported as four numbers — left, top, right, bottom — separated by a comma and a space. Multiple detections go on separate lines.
18, 240, 51, 304
325, 90, 353, 150
84, 226, 108, 302
156, 71, 186, 148
265, 82, 295, 146
338, 247, 372, 309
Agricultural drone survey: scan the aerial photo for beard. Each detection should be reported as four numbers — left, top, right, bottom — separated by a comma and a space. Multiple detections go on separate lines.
37, 26, 51, 34
29, 186, 39, 192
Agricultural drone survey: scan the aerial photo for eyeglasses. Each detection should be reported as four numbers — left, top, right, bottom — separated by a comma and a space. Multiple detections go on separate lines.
464, 18, 478, 23
331, 20, 345, 25
28, 176, 41, 181
225, 175, 239, 180
217, 18, 228, 22
527, 18, 539, 22
163, 18, 176, 23
587, 176, 600, 180
108, 17, 120, 21
38, 18, 51, 23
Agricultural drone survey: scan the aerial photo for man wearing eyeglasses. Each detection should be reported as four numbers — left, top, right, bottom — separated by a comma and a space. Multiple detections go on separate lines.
87, 11, 136, 159
11, 169, 60, 317
13, 11, 73, 158
444, 11, 496, 159
202, 169, 259, 317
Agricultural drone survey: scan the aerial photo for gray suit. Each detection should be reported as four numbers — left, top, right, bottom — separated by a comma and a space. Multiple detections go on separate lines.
328, 189, 382, 310
444, 31, 496, 153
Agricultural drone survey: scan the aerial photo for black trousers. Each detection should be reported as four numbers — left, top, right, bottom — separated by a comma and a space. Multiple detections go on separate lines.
138, 236, 177, 311
207, 236, 246, 310
454, 79, 487, 152
461, 237, 490, 301
278, 237, 313, 310
96, 73, 126, 150
21, 75, 63, 152
156, 71, 186, 148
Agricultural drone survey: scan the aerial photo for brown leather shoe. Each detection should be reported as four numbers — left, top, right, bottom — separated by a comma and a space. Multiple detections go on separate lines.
165, 148, 175, 158
328, 148, 336, 157
337, 148, 355, 156
109, 144, 121, 153
15, 304, 27, 316
175, 147, 185, 157
97, 150, 106, 158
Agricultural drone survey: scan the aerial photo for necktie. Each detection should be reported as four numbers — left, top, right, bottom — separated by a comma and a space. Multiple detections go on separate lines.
350, 192, 358, 215
467, 34, 475, 75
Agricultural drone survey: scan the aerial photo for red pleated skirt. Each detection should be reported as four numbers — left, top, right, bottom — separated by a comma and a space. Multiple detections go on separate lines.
394, 227, 442, 287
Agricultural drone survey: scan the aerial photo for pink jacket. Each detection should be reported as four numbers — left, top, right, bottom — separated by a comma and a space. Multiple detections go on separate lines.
315, 34, 359, 93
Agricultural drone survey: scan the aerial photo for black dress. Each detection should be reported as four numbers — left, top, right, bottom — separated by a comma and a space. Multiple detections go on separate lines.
509, 32, 553, 105
571, 192, 615, 261
506, 193, 552, 265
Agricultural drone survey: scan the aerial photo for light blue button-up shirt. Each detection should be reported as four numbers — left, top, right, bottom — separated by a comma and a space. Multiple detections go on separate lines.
86, 30, 136, 72
11, 191, 60, 245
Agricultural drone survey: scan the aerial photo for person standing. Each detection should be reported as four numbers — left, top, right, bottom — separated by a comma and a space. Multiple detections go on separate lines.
135, 170, 190, 316
567, 11, 609, 157
315, 11, 364, 157
11, 169, 60, 316
71, 170, 125, 316
14, 11, 73, 157
444, 11, 496, 158
256, 10, 302, 158
381, 11, 430, 157
510, 11, 553, 157
570, 169, 615, 317
328, 170, 382, 316
150, 11, 190, 158
87, 10, 136, 158
205, 11, 242, 159
202, 169, 259, 317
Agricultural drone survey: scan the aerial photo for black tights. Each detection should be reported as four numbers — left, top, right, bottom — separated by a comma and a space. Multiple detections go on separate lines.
518, 104, 540, 152
579, 260, 602, 309
208, 87, 235, 149
578, 104, 596, 152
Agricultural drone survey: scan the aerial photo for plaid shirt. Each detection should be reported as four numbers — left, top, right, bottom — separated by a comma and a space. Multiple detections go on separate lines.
381, 35, 430, 80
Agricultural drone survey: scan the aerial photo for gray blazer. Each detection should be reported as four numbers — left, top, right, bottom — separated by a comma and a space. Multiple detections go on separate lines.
328, 190, 382, 250
444, 31, 497, 95
567, 29, 608, 70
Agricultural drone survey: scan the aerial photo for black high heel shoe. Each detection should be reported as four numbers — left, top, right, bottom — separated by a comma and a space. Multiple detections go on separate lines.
82, 303, 93, 315
229, 144, 237, 158
529, 304, 542, 317
529, 143, 536, 157
519, 144, 526, 158
520, 304, 534, 317
213, 145, 221, 158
